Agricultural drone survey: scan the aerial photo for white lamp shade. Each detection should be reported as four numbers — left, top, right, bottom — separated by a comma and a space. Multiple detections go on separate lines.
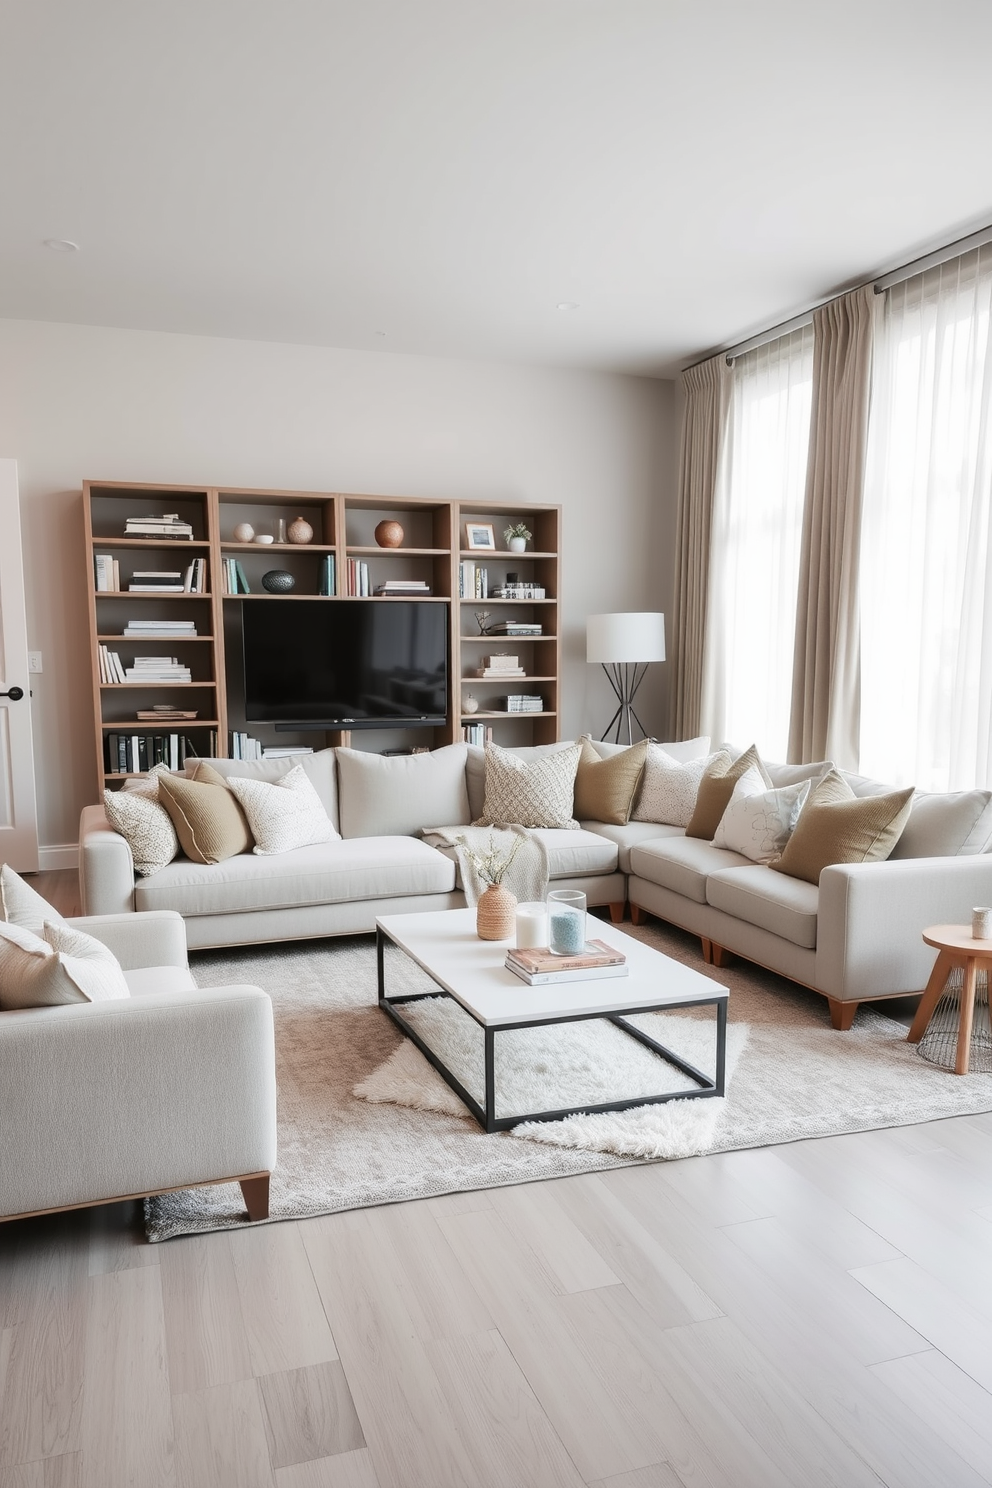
586, 612, 666, 664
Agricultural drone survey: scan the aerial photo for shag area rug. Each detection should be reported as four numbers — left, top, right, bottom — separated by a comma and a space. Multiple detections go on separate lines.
146, 919, 992, 1241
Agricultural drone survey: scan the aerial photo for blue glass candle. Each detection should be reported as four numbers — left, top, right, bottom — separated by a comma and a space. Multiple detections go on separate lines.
547, 890, 587, 955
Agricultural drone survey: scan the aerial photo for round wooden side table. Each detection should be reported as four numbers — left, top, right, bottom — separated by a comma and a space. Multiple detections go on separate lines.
907, 925, 992, 1075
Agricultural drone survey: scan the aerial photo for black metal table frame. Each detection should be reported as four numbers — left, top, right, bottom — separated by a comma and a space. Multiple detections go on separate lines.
377, 926, 729, 1134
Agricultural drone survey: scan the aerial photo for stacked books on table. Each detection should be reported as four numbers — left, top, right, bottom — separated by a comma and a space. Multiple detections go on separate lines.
486, 620, 542, 637
123, 620, 198, 637
499, 694, 544, 712
477, 654, 524, 678
124, 513, 194, 539
374, 579, 432, 596
505, 941, 629, 985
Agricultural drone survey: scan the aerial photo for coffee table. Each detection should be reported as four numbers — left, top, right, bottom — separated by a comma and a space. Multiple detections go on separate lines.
376, 908, 729, 1133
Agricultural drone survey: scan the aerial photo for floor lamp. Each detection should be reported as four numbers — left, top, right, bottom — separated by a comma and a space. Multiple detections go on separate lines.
586, 612, 666, 745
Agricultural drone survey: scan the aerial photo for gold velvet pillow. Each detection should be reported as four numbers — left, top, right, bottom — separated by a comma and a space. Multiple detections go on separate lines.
573, 736, 649, 825
771, 769, 914, 884
157, 763, 252, 864
685, 745, 772, 840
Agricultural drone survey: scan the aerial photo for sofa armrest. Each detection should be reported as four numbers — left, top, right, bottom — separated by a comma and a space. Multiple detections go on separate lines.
79, 804, 137, 916
816, 854, 992, 1001
0, 984, 276, 1218
68, 911, 189, 971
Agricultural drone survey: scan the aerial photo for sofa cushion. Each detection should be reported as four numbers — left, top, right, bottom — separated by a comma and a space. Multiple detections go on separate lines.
706, 865, 820, 949
434, 827, 618, 887
764, 760, 834, 789
772, 769, 914, 884
125, 964, 198, 996
685, 745, 772, 840
103, 787, 180, 876
337, 744, 469, 838
158, 767, 253, 864
712, 773, 810, 864
475, 742, 581, 829
227, 766, 340, 854
0, 920, 131, 1010
466, 741, 577, 821
573, 736, 648, 825
629, 836, 751, 904
0, 864, 67, 934
581, 820, 682, 874
632, 746, 712, 826
186, 750, 340, 831
591, 734, 711, 763
134, 837, 456, 916
889, 789, 992, 859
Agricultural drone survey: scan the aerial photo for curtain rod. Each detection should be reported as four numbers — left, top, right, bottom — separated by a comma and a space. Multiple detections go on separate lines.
682, 219, 992, 373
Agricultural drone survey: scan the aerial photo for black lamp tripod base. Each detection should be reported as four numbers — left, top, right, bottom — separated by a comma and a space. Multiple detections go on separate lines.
599, 661, 650, 745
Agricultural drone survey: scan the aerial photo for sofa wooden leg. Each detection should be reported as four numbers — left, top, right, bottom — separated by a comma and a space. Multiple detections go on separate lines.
607, 901, 625, 924
240, 1175, 270, 1221
827, 998, 857, 1032
701, 937, 713, 964
630, 904, 647, 926
711, 944, 732, 969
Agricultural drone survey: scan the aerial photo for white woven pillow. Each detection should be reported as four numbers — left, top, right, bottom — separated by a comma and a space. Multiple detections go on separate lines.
475, 741, 582, 829
632, 746, 713, 827
712, 770, 811, 863
103, 787, 180, 876
121, 761, 175, 798
0, 863, 67, 934
227, 764, 340, 855
0, 920, 131, 1011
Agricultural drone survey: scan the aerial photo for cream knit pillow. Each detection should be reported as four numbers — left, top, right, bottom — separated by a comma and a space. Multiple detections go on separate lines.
103, 787, 180, 876
227, 764, 340, 855
475, 742, 582, 830
632, 746, 713, 827
0, 864, 67, 934
0, 920, 130, 1010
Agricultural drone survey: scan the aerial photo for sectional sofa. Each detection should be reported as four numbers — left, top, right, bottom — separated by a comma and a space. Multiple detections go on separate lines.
78, 739, 992, 1028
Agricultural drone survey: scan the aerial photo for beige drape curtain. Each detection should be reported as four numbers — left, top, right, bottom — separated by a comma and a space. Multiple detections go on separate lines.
788, 285, 874, 766
672, 354, 730, 739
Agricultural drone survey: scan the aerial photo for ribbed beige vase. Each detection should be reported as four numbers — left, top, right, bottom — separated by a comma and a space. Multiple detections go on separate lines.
476, 883, 517, 941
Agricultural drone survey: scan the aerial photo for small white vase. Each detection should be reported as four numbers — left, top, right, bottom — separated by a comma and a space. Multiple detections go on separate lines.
508, 536, 526, 553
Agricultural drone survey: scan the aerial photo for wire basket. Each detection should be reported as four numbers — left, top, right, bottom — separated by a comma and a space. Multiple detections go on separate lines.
917, 965, 992, 1073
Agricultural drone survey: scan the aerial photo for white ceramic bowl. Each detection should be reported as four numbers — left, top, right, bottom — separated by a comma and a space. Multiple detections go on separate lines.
253, 534, 275, 544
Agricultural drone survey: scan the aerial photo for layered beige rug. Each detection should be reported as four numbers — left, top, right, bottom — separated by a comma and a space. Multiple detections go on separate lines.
146, 918, 992, 1241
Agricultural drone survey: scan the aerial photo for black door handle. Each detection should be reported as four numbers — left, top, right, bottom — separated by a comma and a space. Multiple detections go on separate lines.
0, 686, 24, 701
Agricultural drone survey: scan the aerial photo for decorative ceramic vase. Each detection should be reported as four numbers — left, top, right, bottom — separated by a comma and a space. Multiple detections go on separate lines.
375, 519, 404, 548
463, 694, 479, 714
233, 521, 254, 543
261, 569, 296, 593
287, 517, 314, 545
508, 535, 527, 553
477, 883, 517, 941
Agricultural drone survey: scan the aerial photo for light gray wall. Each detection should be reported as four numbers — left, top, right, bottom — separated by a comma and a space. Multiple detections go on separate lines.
0, 318, 677, 857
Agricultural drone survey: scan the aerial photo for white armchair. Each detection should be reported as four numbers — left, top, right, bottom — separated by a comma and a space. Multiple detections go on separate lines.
0, 909, 276, 1224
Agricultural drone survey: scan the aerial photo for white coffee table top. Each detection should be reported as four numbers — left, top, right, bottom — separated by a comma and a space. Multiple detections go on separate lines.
376, 907, 728, 1028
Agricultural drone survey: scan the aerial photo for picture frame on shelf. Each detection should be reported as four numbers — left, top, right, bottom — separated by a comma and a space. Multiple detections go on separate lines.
465, 522, 496, 551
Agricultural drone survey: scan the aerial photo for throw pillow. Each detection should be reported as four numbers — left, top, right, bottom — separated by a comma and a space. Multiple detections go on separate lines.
158, 767, 253, 864
121, 761, 175, 798
632, 746, 713, 827
336, 744, 470, 838
712, 771, 811, 863
772, 769, 915, 884
573, 736, 649, 825
475, 741, 582, 830
685, 745, 772, 841
227, 764, 340, 854
589, 734, 710, 763
0, 863, 67, 934
889, 788, 992, 859
103, 787, 180, 876
0, 920, 130, 1011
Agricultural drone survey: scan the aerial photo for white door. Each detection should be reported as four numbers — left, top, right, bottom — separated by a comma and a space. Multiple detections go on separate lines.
0, 459, 39, 870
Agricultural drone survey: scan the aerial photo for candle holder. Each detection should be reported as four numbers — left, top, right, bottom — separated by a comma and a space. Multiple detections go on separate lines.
547, 889, 587, 955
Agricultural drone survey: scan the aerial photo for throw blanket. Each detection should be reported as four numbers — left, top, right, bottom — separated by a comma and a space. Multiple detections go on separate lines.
421, 824, 550, 906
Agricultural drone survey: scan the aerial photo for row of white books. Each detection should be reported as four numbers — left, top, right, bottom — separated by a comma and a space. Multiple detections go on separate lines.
124, 513, 194, 539
123, 620, 198, 637
500, 694, 544, 712
98, 646, 193, 684
95, 556, 207, 592
458, 561, 490, 598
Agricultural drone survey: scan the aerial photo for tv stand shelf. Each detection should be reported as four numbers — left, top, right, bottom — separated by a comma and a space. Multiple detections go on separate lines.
83, 482, 561, 790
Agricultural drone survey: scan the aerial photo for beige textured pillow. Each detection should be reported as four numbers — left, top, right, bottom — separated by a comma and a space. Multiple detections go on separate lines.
476, 741, 582, 829
772, 769, 915, 884
685, 745, 772, 840
0, 864, 66, 934
227, 765, 340, 854
0, 920, 130, 1010
632, 746, 713, 826
103, 787, 180, 876
158, 766, 252, 864
573, 736, 648, 825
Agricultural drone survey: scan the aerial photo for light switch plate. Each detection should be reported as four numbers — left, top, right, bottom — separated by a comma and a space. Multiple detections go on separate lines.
27, 652, 42, 673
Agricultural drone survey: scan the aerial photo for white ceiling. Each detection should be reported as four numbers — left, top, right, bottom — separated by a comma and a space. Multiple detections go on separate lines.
4, 0, 992, 378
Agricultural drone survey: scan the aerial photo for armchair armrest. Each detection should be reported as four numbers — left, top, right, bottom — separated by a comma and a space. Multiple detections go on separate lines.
0, 984, 276, 1219
79, 803, 136, 917
68, 910, 189, 971
816, 854, 992, 1001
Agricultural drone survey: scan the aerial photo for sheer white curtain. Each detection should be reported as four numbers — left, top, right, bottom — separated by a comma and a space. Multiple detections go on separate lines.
700, 327, 814, 758
860, 247, 992, 790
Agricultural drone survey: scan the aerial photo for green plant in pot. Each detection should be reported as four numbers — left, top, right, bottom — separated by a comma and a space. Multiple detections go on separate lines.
503, 522, 532, 554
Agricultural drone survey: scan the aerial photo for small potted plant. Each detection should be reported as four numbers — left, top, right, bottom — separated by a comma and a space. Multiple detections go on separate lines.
503, 521, 532, 554
459, 832, 523, 939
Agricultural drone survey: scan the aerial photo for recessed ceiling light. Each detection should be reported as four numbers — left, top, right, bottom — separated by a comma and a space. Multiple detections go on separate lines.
43, 238, 79, 252
557, 302, 579, 311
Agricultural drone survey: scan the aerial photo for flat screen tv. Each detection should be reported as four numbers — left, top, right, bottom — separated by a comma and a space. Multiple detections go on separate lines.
242, 599, 448, 729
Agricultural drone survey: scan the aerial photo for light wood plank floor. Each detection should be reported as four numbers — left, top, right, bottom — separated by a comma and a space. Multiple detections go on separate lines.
3, 873, 991, 1487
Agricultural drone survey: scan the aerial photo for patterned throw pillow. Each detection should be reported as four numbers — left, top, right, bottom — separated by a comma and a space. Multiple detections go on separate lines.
685, 745, 772, 840
226, 764, 340, 855
475, 741, 582, 830
121, 761, 175, 798
712, 769, 811, 863
0, 863, 67, 934
632, 746, 713, 827
0, 920, 130, 1011
103, 787, 180, 876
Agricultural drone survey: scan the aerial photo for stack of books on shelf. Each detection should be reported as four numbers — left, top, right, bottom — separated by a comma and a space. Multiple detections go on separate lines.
318, 554, 336, 595
505, 941, 628, 985
461, 722, 494, 746
262, 746, 314, 759
136, 705, 199, 722
98, 646, 126, 684
223, 558, 250, 594
485, 619, 543, 637
106, 732, 207, 775
123, 656, 192, 683
123, 620, 198, 637
373, 579, 431, 597
128, 570, 185, 593
94, 555, 120, 591
476, 653, 524, 679
346, 559, 370, 596
499, 694, 544, 713
458, 561, 489, 598
124, 513, 194, 540
491, 582, 546, 599
231, 731, 264, 760
181, 557, 207, 592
